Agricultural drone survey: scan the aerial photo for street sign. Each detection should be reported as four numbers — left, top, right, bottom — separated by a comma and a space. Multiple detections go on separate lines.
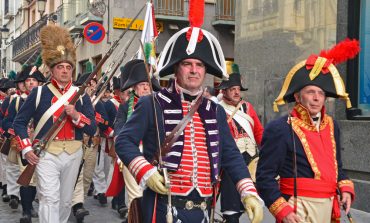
83, 22, 106, 44
113, 17, 164, 32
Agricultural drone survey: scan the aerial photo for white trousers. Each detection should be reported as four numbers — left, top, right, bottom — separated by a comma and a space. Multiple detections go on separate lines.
36, 149, 83, 223
5, 159, 20, 197
0, 153, 6, 183
92, 139, 112, 194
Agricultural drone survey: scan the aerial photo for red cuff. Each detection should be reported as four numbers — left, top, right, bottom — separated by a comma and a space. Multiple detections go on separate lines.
0, 128, 4, 134
338, 180, 355, 201
74, 113, 91, 128
236, 178, 257, 194
103, 127, 114, 138
269, 197, 294, 223
15, 136, 32, 150
95, 112, 104, 124
128, 156, 154, 184
8, 128, 15, 136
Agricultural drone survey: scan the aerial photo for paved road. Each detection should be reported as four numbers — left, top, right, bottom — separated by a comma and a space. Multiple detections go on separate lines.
1, 194, 370, 223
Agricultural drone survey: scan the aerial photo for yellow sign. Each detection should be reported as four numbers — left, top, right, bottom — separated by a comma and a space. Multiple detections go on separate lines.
113, 17, 164, 32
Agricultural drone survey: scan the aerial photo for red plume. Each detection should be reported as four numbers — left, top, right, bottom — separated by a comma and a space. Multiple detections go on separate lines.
189, 0, 204, 28
319, 38, 360, 65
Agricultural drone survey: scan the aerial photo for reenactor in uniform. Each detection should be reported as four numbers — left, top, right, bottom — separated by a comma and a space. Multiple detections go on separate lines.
13, 24, 97, 223
111, 60, 161, 219
1, 73, 21, 209
115, 1, 264, 221
0, 77, 16, 203
256, 39, 358, 223
216, 69, 264, 222
2, 64, 46, 222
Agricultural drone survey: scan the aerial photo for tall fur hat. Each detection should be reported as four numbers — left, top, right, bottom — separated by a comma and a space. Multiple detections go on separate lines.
40, 24, 76, 68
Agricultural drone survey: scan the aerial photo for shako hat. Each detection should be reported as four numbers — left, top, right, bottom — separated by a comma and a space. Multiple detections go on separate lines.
273, 38, 360, 112
216, 64, 247, 91
40, 24, 76, 68
156, 0, 228, 80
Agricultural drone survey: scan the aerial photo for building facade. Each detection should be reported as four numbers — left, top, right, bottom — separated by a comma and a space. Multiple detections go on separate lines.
235, 0, 370, 212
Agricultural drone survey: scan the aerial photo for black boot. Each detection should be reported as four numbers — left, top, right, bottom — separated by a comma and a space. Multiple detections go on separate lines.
20, 186, 36, 217
118, 205, 128, 219
223, 213, 241, 223
97, 193, 107, 205
2, 184, 10, 202
87, 182, 94, 197
72, 202, 90, 223
9, 195, 19, 209
20, 213, 32, 223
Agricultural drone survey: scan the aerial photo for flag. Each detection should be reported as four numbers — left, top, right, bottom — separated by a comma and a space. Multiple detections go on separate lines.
138, 1, 158, 72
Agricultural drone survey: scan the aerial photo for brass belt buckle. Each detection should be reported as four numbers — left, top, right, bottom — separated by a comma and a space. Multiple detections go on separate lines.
185, 200, 194, 210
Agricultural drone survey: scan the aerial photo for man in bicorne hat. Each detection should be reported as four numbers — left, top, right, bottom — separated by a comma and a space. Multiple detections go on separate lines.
115, 0, 264, 222
13, 24, 96, 223
110, 60, 161, 219
256, 39, 358, 223
216, 70, 264, 222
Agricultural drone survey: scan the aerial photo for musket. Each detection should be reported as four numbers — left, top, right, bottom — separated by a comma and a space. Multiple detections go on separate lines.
92, 27, 141, 105
17, 4, 146, 186
138, 40, 174, 222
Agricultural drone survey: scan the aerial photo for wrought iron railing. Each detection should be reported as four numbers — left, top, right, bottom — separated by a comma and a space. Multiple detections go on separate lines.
12, 16, 48, 58
153, 0, 185, 17
215, 0, 235, 21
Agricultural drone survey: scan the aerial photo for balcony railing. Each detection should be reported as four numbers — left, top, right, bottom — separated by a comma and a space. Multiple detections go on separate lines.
12, 16, 48, 58
215, 0, 235, 21
153, 0, 185, 17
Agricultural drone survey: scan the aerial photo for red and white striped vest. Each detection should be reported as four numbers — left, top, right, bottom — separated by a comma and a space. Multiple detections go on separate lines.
169, 102, 213, 197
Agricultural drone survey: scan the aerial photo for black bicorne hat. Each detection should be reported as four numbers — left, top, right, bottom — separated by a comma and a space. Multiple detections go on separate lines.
120, 59, 143, 90
216, 73, 248, 91
157, 28, 227, 79
0, 79, 15, 92
74, 73, 90, 87
121, 62, 161, 92
15, 65, 46, 83
274, 39, 360, 112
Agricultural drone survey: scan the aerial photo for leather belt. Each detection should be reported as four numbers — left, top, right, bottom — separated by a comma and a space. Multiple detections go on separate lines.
158, 195, 211, 211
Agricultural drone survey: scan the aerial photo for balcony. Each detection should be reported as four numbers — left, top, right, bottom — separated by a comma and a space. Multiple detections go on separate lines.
153, 0, 188, 22
12, 16, 48, 64
212, 0, 235, 27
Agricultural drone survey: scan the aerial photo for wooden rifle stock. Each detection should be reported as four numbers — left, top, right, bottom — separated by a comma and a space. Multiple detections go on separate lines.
17, 163, 37, 186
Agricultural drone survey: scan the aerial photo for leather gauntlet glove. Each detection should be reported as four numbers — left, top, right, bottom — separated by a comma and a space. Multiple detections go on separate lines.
242, 195, 263, 223
146, 171, 168, 195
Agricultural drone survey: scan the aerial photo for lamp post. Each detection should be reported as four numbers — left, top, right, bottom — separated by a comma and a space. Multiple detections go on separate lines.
0, 25, 10, 78
37, 0, 47, 17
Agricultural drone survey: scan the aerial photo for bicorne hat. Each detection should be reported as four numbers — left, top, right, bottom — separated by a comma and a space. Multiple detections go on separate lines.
122, 62, 161, 92
156, 0, 228, 80
273, 38, 360, 112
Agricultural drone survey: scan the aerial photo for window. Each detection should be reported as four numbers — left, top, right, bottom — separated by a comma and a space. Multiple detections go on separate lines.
358, 0, 370, 116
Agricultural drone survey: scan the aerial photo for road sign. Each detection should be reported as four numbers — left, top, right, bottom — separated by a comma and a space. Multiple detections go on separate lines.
113, 17, 164, 32
84, 22, 106, 44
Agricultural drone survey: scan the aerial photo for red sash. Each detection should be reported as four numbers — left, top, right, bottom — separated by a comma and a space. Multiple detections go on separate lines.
280, 178, 341, 222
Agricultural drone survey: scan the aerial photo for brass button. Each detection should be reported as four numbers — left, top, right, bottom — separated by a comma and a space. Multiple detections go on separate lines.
185, 201, 194, 210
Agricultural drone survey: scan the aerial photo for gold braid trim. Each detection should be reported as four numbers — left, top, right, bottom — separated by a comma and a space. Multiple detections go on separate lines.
291, 117, 321, 179
269, 197, 289, 216
338, 180, 354, 189
328, 117, 338, 179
